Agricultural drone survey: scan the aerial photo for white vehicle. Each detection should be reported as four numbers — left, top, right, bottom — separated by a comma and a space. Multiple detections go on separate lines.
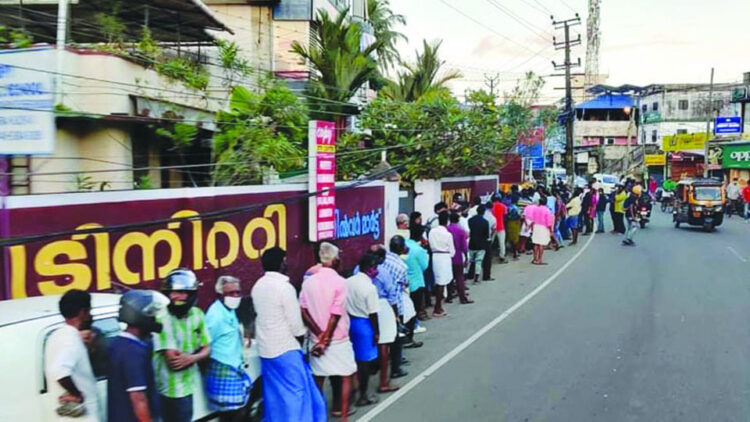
593, 173, 619, 194
0, 293, 262, 422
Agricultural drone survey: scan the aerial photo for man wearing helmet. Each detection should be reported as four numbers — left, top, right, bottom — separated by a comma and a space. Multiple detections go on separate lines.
153, 268, 212, 422
108, 289, 169, 422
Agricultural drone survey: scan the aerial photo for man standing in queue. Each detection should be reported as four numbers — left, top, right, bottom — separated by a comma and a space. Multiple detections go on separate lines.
154, 268, 212, 422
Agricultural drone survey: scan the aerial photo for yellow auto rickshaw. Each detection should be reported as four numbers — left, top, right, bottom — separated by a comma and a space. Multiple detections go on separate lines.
673, 178, 726, 232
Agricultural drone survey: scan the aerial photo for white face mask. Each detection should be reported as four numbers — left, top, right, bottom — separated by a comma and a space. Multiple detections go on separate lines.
224, 296, 241, 310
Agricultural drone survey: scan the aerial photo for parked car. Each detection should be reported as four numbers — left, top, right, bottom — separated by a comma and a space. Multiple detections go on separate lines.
0, 293, 262, 422
593, 173, 618, 194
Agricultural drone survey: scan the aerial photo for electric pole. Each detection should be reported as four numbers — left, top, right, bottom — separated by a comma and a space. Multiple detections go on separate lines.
703, 67, 714, 178
552, 14, 582, 184
484, 73, 500, 96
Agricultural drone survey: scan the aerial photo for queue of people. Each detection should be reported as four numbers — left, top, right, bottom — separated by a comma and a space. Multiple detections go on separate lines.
44, 181, 656, 422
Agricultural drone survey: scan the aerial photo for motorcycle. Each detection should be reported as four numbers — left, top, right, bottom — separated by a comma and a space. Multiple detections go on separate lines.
661, 191, 674, 212
639, 202, 652, 228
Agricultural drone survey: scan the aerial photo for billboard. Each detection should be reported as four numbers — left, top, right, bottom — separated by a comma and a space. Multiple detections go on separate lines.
308, 121, 336, 241
2, 183, 384, 304
0, 48, 56, 155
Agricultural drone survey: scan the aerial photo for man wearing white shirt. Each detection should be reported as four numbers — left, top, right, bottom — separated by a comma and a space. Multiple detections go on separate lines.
428, 211, 455, 317
251, 247, 326, 422
45, 290, 100, 422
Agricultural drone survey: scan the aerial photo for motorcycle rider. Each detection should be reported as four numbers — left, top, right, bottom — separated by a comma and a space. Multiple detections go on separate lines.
108, 290, 169, 422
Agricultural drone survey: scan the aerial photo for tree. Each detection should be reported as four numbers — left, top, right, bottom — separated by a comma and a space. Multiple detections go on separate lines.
212, 83, 307, 186
381, 40, 461, 102
291, 9, 383, 120
367, 0, 407, 72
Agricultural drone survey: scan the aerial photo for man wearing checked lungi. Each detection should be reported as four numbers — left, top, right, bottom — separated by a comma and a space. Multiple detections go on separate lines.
205, 275, 252, 421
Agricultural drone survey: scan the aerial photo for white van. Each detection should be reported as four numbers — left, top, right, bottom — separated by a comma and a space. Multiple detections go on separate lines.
0, 294, 262, 422
593, 173, 619, 194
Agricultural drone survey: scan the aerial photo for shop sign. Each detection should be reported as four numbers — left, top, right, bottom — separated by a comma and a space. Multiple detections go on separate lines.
645, 154, 666, 166
662, 133, 708, 152
722, 144, 750, 169
308, 120, 336, 241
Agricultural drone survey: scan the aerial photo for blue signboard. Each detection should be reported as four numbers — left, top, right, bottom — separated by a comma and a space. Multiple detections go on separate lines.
517, 143, 545, 170
715, 116, 742, 135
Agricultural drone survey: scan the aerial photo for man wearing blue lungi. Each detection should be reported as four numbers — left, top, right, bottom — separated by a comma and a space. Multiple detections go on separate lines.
251, 247, 327, 422
205, 275, 252, 421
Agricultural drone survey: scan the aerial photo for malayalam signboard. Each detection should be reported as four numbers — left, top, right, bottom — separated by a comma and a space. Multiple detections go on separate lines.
0, 48, 56, 155
645, 154, 666, 166
722, 144, 750, 169
662, 133, 708, 152
2, 183, 385, 303
714, 116, 742, 135
308, 121, 337, 241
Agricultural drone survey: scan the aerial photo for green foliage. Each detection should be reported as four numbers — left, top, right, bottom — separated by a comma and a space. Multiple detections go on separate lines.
137, 26, 161, 61
291, 9, 383, 119
155, 57, 210, 91
96, 13, 126, 45
381, 40, 461, 102
367, 0, 407, 71
134, 175, 154, 189
212, 83, 307, 186
340, 71, 551, 182
0, 26, 33, 48
54, 103, 75, 115
156, 123, 198, 150
74, 176, 109, 192
216, 39, 252, 86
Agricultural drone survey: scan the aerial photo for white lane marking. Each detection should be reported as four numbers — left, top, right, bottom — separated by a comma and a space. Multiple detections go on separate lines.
727, 246, 747, 263
357, 233, 597, 421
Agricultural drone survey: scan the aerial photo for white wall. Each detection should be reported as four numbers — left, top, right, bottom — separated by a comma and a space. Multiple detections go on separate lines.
414, 179, 440, 221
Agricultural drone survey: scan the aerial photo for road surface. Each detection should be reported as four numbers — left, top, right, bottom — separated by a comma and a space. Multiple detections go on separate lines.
357, 210, 750, 422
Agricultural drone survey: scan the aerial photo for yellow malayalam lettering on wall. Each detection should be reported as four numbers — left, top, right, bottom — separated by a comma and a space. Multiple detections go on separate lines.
264, 204, 287, 250
35, 240, 92, 295
10, 245, 27, 299
242, 217, 276, 260
112, 229, 181, 285
168, 210, 203, 270
206, 221, 240, 268
72, 224, 111, 291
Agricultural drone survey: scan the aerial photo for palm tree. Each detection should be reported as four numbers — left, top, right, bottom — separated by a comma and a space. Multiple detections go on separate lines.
291, 9, 383, 121
381, 40, 462, 102
367, 0, 407, 71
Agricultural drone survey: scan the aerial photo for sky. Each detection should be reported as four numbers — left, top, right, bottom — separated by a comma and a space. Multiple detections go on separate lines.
389, 0, 750, 104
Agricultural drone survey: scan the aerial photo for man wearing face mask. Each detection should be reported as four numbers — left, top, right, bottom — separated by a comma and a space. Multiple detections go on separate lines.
154, 268, 212, 422
108, 289, 169, 422
45, 290, 100, 421
204, 276, 252, 421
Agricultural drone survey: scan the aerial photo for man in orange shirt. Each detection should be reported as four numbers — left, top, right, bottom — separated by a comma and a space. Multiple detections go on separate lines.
491, 196, 508, 263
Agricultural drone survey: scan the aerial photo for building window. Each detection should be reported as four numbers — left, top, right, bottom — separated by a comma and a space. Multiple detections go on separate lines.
606, 138, 614, 145
678, 100, 689, 110
651, 130, 657, 143
676, 129, 688, 135
713, 99, 724, 111
652, 102, 659, 111
642, 104, 648, 113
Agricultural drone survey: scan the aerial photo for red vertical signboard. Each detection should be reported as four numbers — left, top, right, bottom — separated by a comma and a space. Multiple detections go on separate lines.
309, 121, 337, 241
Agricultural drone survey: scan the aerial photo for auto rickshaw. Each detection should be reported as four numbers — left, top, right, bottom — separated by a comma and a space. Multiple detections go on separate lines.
673, 178, 726, 232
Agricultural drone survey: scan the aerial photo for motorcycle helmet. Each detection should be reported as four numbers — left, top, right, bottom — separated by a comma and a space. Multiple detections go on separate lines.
633, 185, 643, 195
162, 268, 200, 317
118, 290, 169, 334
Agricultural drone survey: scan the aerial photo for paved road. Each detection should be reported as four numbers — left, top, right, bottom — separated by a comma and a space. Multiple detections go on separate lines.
360, 210, 750, 422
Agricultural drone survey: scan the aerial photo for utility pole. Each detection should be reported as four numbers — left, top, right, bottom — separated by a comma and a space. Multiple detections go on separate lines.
703, 67, 715, 178
552, 15, 582, 184
484, 73, 500, 96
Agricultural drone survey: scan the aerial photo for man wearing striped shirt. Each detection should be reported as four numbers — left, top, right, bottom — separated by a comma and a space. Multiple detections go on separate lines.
153, 268, 212, 422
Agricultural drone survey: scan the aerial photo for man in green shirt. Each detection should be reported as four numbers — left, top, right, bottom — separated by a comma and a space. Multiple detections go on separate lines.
154, 268, 211, 422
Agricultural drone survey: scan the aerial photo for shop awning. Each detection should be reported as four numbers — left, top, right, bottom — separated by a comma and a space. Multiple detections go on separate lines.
576, 94, 634, 110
